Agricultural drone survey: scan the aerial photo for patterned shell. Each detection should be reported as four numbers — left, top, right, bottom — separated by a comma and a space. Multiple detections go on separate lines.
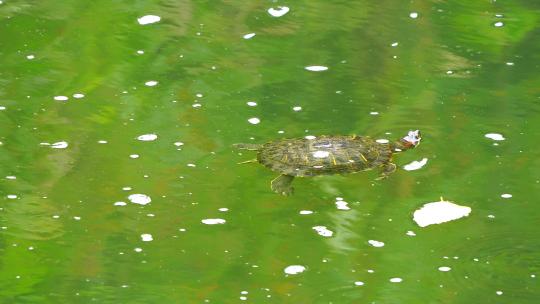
257, 135, 393, 177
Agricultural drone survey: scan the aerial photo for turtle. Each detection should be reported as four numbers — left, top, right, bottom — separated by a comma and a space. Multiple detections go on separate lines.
233, 130, 421, 196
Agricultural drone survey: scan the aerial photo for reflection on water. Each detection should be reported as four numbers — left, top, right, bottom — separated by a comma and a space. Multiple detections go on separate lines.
1, 0, 539, 302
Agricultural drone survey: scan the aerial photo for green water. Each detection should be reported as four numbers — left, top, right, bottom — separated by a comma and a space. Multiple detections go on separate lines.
1, 0, 539, 303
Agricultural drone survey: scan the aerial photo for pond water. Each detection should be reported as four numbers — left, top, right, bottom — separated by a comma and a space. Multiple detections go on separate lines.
1, 1, 539, 303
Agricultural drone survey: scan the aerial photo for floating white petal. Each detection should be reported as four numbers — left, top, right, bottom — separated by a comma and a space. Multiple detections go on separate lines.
137, 134, 158, 141
128, 193, 152, 205
202, 218, 226, 225
305, 65, 328, 72
403, 158, 428, 171
141, 233, 153, 241
485, 133, 505, 141
413, 200, 471, 227
284, 265, 306, 275
268, 6, 290, 17
368, 240, 385, 247
51, 141, 68, 149
312, 226, 333, 237
137, 15, 161, 25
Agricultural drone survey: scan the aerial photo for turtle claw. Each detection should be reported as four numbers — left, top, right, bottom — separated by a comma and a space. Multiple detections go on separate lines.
271, 174, 295, 196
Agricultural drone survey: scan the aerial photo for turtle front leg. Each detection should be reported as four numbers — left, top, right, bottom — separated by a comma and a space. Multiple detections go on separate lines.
271, 174, 295, 196
376, 163, 397, 180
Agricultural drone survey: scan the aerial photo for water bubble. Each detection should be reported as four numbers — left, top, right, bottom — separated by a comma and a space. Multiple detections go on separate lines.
438, 266, 452, 272
368, 240, 385, 247
305, 65, 328, 72
137, 134, 158, 141
248, 117, 260, 124
54, 96, 69, 101
73, 93, 85, 99
312, 226, 333, 237
201, 218, 226, 225
389, 277, 403, 283
409, 12, 419, 19
494, 22, 504, 27
144, 80, 158, 87
26, 55, 35, 60
268, 6, 290, 17
243, 33, 256, 39
137, 15, 161, 25
128, 194, 152, 205
141, 234, 153, 242
354, 281, 365, 286
501, 193, 512, 198
293, 106, 302, 111
246, 101, 257, 106
284, 265, 306, 275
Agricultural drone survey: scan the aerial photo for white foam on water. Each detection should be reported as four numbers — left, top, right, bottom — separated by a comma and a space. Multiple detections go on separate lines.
284, 265, 306, 275
391, 42, 399, 47
246, 101, 257, 106
403, 158, 428, 171
137, 50, 144, 54
26, 55, 35, 60
501, 193, 512, 198
293, 106, 302, 111
137, 134, 158, 141
98, 140, 108, 144
134, 247, 143, 252
51, 141, 68, 149
368, 240, 385, 247
390, 277, 403, 283
313, 226, 333, 237
128, 194, 151, 205
144, 80, 158, 87
299, 210, 313, 215
248, 117, 260, 124
114, 201, 127, 206
305, 135, 316, 140
409, 12, 418, 18
305, 65, 328, 72
129, 154, 139, 159
485, 133, 505, 141
243, 33, 256, 39
406, 230, 416, 236
268, 6, 290, 17
141, 234, 153, 242
7, 194, 17, 199
370, 111, 379, 115
354, 281, 365, 286
6, 176, 16, 180
174, 141, 184, 146
202, 218, 226, 225
413, 200, 471, 227
137, 15, 161, 25
376, 139, 389, 144
494, 22, 504, 27
54, 96, 68, 101
438, 266, 451, 272
218, 208, 229, 212
496, 291, 503, 295
73, 93, 85, 99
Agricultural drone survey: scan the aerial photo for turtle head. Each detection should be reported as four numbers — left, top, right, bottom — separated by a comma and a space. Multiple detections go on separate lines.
393, 130, 421, 152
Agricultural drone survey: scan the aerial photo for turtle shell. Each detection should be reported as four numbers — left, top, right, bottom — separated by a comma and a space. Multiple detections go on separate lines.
257, 135, 393, 177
